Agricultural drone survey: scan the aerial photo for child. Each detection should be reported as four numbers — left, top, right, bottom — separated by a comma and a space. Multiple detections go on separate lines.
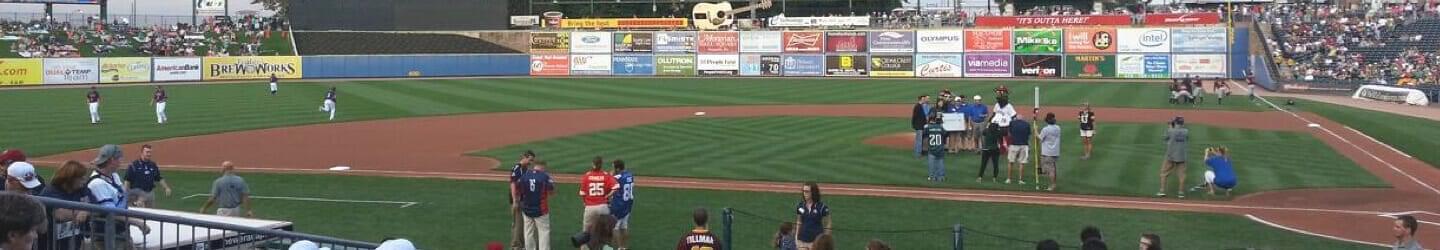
1192, 147, 1238, 196
775, 222, 797, 250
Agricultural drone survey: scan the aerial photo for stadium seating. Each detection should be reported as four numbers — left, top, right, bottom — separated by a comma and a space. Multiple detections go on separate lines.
1, 15, 290, 58
1264, 3, 1440, 86
293, 32, 520, 55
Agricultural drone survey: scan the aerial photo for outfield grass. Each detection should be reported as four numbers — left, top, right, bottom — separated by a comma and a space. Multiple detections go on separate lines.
474, 117, 1386, 197
0, 78, 1265, 157
23, 167, 1368, 249
1288, 99, 1440, 170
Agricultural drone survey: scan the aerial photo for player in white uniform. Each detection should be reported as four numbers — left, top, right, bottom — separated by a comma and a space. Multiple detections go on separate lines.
86, 86, 101, 124
320, 87, 337, 120
152, 86, 168, 124
269, 74, 279, 96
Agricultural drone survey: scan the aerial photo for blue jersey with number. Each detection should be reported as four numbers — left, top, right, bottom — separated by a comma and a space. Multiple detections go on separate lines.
609, 170, 635, 219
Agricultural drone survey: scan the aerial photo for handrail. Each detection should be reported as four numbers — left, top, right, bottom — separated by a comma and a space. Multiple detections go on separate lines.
32, 195, 380, 249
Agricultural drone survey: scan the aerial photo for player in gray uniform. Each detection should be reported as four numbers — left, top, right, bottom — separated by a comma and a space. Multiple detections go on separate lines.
319, 87, 337, 120
86, 87, 101, 124
152, 86, 168, 124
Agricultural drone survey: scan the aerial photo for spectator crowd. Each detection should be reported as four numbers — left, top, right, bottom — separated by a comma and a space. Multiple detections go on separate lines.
2, 14, 288, 58
1263, 2, 1440, 85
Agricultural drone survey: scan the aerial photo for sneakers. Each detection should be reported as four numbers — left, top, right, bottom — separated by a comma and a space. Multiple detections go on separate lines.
976, 177, 983, 183
1004, 179, 1012, 184
1156, 192, 1167, 197
1018, 180, 1027, 185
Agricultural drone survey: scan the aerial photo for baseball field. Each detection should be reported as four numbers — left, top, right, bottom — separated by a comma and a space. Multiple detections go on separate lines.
7, 77, 1440, 249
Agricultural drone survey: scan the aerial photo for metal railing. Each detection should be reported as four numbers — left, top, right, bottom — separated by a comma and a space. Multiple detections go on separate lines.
720, 207, 1062, 249
32, 196, 379, 250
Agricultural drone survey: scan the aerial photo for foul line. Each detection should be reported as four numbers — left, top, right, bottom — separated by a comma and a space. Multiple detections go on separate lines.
1245, 214, 1390, 248
182, 194, 419, 208
1343, 126, 1414, 159
1244, 83, 1440, 197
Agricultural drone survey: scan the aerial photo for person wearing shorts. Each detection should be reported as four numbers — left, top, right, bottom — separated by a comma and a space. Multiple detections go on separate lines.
1038, 113, 1061, 191
608, 159, 635, 250
1078, 104, 1097, 160
1158, 117, 1189, 198
1005, 115, 1031, 185
1199, 147, 1237, 196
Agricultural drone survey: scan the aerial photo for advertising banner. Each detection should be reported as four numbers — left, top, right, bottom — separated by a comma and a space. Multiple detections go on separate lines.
869, 55, 914, 77
530, 32, 570, 53
783, 31, 824, 53
613, 32, 654, 53
781, 55, 824, 76
739, 31, 782, 53
560, 18, 689, 29
869, 31, 915, 53
196, 0, 226, 14
739, 54, 783, 76
1065, 55, 1116, 78
570, 32, 613, 53
1013, 55, 1061, 78
916, 30, 964, 53
1117, 54, 1170, 78
570, 54, 613, 75
611, 55, 655, 76
654, 31, 697, 53
1117, 28, 1170, 53
825, 31, 867, 53
99, 57, 152, 83
696, 54, 740, 76
963, 53, 1012, 77
974, 15, 1131, 27
1171, 54, 1226, 77
1012, 29, 1062, 53
698, 32, 740, 53
1169, 27, 1228, 53
529, 54, 570, 76
43, 58, 100, 84
965, 29, 1012, 52
768, 16, 870, 27
1063, 27, 1117, 53
1144, 13, 1222, 26
0, 59, 43, 85
655, 55, 697, 76
203, 56, 302, 80
914, 54, 964, 78
825, 54, 868, 76
152, 57, 202, 82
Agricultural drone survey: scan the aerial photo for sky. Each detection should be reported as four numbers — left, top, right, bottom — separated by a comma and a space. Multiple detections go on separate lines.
0, 0, 267, 17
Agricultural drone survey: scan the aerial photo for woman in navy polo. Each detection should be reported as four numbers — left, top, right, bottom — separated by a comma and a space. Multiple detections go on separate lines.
794, 182, 830, 250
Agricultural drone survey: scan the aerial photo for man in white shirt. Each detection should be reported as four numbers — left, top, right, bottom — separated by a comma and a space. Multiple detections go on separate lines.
87, 144, 151, 250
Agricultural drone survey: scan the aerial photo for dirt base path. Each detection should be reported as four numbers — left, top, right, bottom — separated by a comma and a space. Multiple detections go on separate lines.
39, 104, 1440, 247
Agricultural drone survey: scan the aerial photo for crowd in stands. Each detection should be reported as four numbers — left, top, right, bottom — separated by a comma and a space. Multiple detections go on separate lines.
1, 14, 287, 58
870, 4, 1233, 29
1263, 2, 1440, 85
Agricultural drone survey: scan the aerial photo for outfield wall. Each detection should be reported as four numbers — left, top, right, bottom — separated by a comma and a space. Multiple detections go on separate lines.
302, 54, 529, 78
0, 54, 528, 86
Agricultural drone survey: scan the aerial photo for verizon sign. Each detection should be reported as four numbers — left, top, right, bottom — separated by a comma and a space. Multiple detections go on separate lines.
1144, 13, 1221, 25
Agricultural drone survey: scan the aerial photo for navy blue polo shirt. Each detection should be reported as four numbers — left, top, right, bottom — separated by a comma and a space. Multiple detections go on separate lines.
795, 201, 830, 242
125, 159, 164, 192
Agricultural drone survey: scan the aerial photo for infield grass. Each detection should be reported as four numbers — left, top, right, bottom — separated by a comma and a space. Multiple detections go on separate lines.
27, 168, 1373, 250
0, 78, 1264, 157
474, 116, 1387, 197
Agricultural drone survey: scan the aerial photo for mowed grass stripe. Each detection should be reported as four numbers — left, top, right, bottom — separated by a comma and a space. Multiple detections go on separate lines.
390, 80, 530, 112
476, 117, 1386, 197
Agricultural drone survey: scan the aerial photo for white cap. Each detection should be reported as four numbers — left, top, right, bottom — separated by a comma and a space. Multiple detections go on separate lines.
288, 241, 319, 250
376, 239, 416, 250
6, 162, 41, 189
973, 95, 982, 101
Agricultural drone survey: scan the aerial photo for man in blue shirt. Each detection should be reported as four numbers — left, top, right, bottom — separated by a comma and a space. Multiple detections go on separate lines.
510, 150, 535, 250
964, 96, 989, 152
1197, 147, 1238, 196
520, 160, 555, 250
609, 159, 635, 250
1006, 115, 1032, 185
125, 145, 172, 208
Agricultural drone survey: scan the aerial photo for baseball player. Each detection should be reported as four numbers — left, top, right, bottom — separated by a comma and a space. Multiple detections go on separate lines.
578, 156, 616, 235
319, 87, 337, 120
86, 86, 101, 124
1078, 103, 1097, 160
269, 74, 279, 96
153, 86, 168, 124
609, 159, 635, 250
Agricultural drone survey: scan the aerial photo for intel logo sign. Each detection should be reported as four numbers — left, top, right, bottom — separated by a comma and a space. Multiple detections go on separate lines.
1140, 30, 1167, 46
583, 36, 601, 43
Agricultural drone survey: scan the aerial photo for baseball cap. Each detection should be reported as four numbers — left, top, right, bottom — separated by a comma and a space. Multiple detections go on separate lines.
288, 240, 319, 250
6, 162, 42, 189
1173, 116, 1185, 126
0, 149, 26, 166
92, 144, 123, 166
375, 239, 416, 250
973, 95, 982, 101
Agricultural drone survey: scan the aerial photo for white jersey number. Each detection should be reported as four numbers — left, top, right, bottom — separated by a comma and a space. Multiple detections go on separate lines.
587, 183, 606, 196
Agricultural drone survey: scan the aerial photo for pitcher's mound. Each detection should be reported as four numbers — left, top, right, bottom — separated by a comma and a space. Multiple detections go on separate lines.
863, 133, 917, 150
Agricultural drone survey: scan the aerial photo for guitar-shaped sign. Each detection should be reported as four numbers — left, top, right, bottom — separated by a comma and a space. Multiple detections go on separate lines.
691, 0, 773, 30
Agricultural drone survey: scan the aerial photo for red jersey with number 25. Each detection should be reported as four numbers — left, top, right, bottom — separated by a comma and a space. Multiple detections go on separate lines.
580, 170, 616, 206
